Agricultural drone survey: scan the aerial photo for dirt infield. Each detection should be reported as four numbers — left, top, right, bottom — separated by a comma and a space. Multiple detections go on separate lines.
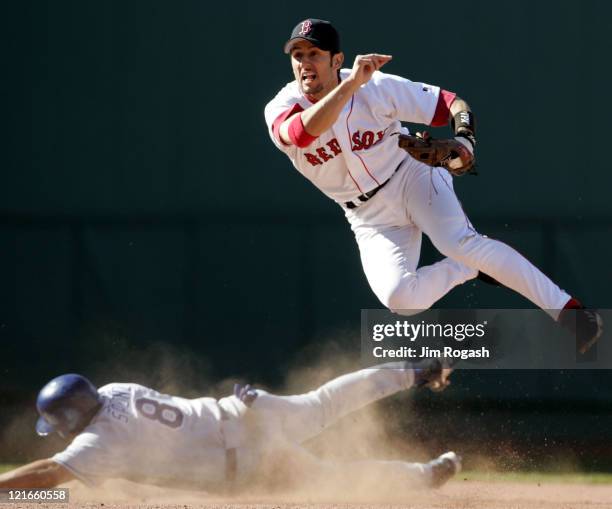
10, 479, 611, 509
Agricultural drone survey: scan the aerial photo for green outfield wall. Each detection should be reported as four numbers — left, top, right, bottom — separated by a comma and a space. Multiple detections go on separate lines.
2, 1, 612, 462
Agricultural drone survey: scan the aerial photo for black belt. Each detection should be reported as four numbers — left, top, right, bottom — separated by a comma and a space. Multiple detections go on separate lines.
344, 166, 399, 209
218, 404, 237, 484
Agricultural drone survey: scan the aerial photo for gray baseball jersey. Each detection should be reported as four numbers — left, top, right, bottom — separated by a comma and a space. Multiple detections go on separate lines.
53, 383, 226, 487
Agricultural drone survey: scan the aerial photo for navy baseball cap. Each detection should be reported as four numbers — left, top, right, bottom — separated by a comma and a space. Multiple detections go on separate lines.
284, 19, 340, 54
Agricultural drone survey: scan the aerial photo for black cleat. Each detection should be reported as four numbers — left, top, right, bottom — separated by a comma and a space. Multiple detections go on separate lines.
558, 306, 603, 354
413, 358, 453, 392
427, 451, 462, 488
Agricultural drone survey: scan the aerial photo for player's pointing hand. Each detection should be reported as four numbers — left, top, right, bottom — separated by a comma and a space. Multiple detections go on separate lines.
349, 54, 392, 86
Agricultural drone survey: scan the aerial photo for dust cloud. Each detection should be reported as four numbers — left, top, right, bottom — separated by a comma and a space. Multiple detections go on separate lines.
1, 336, 590, 505
69, 337, 443, 503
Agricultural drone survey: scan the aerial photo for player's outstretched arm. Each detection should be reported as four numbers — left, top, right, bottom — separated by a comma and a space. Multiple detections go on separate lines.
0, 458, 75, 489
279, 54, 392, 145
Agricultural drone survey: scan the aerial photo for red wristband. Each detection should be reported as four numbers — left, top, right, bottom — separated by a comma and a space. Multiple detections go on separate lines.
288, 113, 318, 148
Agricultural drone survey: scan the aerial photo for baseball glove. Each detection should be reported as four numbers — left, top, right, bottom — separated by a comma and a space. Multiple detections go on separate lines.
397, 132, 476, 176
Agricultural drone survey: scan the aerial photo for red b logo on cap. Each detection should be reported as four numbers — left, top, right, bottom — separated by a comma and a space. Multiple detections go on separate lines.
299, 20, 312, 35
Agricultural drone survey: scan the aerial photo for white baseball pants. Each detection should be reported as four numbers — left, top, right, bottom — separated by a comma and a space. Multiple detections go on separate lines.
249, 362, 432, 487
346, 158, 571, 319
219, 363, 435, 488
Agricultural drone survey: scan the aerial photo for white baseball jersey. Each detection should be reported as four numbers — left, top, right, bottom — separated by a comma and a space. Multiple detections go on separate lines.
52, 383, 227, 488
264, 69, 441, 204
265, 67, 571, 321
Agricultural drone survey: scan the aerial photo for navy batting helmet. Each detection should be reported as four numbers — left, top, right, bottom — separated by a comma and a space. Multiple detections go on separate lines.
36, 374, 102, 438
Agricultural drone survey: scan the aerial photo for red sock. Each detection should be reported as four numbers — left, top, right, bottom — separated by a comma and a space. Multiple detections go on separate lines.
563, 297, 583, 310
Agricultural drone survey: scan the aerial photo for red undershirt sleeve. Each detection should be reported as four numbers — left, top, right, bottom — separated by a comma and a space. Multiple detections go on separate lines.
272, 103, 304, 146
430, 89, 457, 127
287, 113, 318, 148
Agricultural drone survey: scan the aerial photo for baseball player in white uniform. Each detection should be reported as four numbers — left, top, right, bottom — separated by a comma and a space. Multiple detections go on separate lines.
264, 19, 602, 353
0, 363, 458, 492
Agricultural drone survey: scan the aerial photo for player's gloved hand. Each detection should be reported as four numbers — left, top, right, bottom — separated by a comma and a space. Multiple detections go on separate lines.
397, 132, 476, 177
233, 383, 258, 407
445, 136, 475, 173
453, 135, 474, 155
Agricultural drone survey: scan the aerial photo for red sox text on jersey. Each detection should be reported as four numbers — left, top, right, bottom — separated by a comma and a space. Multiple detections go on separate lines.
303, 130, 385, 166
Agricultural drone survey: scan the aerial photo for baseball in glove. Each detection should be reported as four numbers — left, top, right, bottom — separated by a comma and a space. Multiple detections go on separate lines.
397, 131, 476, 176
